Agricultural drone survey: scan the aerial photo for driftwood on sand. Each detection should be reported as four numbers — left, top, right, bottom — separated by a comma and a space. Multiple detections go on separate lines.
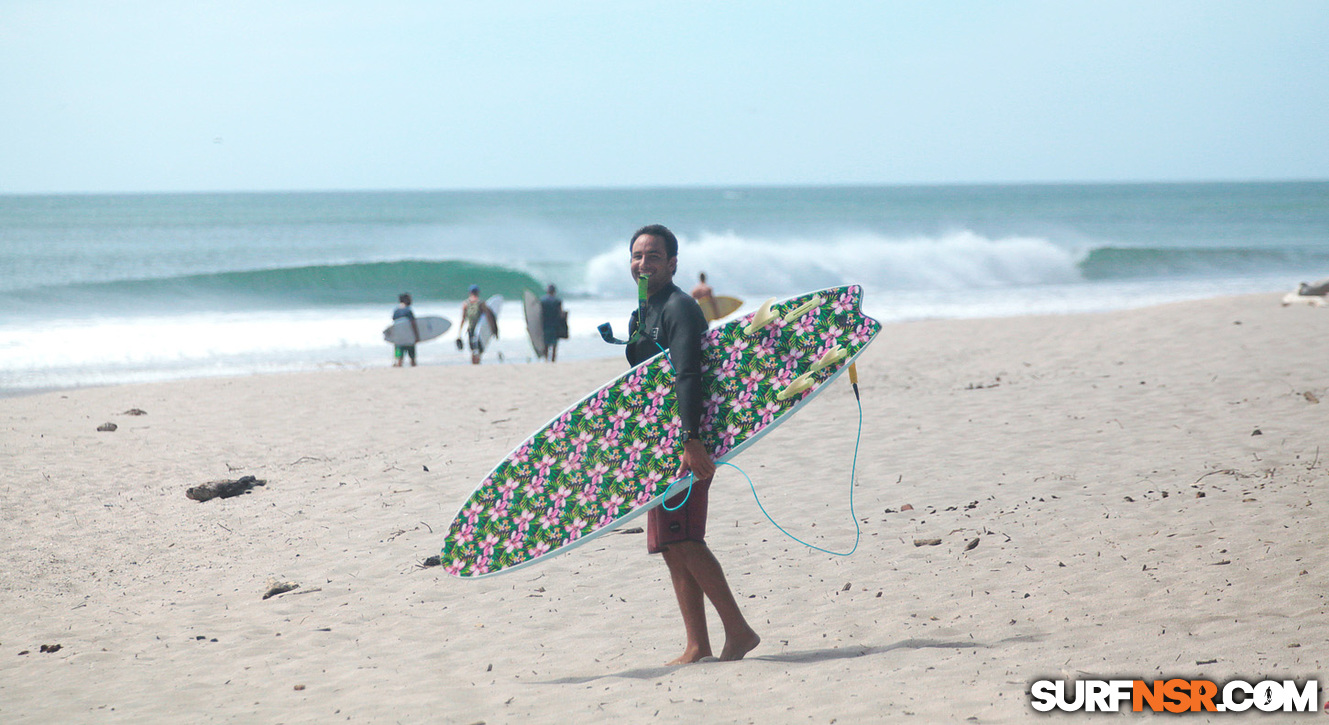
186, 475, 266, 502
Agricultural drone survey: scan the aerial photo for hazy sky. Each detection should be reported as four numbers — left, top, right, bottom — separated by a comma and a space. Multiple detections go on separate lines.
2, 1, 1327, 194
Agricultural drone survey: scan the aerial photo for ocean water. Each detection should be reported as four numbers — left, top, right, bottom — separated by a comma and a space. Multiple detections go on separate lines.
2, 182, 1327, 395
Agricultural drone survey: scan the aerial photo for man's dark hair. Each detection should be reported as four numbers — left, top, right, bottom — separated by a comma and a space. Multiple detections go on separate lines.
399, 293, 412, 304
629, 224, 678, 258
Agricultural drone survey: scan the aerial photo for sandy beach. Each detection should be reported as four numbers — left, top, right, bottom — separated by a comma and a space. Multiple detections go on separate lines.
3, 292, 1328, 723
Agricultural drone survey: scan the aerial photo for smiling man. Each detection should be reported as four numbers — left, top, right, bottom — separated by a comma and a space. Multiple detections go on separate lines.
625, 223, 760, 665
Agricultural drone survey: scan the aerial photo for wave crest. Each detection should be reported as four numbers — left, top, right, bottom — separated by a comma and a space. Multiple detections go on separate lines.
583, 230, 1083, 297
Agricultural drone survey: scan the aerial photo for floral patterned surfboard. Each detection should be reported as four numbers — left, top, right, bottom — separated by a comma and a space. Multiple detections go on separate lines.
440, 285, 881, 578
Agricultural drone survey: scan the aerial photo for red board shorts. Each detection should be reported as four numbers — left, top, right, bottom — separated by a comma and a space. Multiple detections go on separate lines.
647, 474, 712, 554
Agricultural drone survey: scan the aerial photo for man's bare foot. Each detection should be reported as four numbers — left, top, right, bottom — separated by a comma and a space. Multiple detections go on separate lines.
719, 628, 760, 662
666, 645, 712, 666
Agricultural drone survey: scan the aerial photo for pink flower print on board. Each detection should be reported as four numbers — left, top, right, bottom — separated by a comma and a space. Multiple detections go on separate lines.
539, 508, 561, 529
741, 369, 765, 391
621, 369, 646, 395
647, 383, 670, 408
445, 558, 466, 576
535, 455, 557, 478
608, 408, 632, 431
463, 501, 485, 525
480, 533, 501, 558
638, 470, 664, 501
625, 439, 648, 464
719, 423, 742, 452
567, 517, 589, 541
514, 509, 536, 534
757, 400, 781, 426
850, 322, 873, 345
704, 391, 726, 418
548, 413, 572, 441
779, 348, 805, 368
792, 314, 817, 335
650, 439, 673, 461
559, 454, 584, 477
634, 407, 659, 429
604, 493, 627, 516
832, 292, 855, 314
613, 459, 636, 486
528, 541, 552, 559
521, 475, 547, 498
663, 416, 683, 441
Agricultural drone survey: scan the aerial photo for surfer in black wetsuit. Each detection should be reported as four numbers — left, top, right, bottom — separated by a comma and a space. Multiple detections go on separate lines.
626, 224, 760, 665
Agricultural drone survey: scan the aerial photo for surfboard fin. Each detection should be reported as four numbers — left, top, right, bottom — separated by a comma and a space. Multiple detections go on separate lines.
743, 298, 779, 335
809, 344, 848, 372
782, 295, 823, 323
777, 371, 818, 401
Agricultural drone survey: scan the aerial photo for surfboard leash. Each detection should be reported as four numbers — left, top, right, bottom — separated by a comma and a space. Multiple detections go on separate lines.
662, 363, 865, 557
732, 371, 864, 557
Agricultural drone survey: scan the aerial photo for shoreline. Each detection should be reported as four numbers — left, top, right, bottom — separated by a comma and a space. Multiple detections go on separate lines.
1, 286, 1300, 400
4, 291, 1329, 723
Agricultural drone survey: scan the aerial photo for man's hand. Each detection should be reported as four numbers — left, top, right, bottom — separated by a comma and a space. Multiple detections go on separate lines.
677, 437, 716, 482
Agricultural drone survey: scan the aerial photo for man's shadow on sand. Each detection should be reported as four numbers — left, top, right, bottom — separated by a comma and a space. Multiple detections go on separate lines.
532, 634, 1043, 685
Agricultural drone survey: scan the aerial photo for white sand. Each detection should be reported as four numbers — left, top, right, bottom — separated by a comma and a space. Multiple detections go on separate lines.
3, 292, 1328, 723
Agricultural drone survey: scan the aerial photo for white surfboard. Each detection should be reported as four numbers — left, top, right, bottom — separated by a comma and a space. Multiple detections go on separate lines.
475, 295, 503, 351
523, 290, 547, 358
383, 316, 451, 345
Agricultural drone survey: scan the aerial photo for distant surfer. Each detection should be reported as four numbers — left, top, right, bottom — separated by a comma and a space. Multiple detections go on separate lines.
540, 284, 564, 362
690, 272, 716, 321
458, 285, 498, 365
626, 224, 760, 664
392, 293, 421, 367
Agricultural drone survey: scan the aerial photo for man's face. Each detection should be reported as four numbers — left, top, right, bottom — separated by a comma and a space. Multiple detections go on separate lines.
630, 234, 676, 295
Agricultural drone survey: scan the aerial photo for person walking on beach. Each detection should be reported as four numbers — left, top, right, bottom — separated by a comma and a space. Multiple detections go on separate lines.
540, 284, 564, 362
392, 293, 421, 367
626, 224, 760, 665
458, 285, 498, 365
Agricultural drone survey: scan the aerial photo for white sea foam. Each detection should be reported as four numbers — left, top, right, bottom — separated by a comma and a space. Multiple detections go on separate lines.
582, 230, 1085, 298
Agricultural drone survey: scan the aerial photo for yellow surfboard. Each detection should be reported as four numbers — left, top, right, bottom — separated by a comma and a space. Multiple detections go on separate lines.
699, 295, 743, 321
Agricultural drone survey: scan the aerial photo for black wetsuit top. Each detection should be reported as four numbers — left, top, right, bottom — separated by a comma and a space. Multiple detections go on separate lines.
626, 282, 707, 439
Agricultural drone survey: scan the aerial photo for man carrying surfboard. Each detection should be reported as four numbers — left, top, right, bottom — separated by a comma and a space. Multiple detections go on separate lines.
392, 293, 421, 367
458, 285, 498, 365
627, 224, 760, 665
